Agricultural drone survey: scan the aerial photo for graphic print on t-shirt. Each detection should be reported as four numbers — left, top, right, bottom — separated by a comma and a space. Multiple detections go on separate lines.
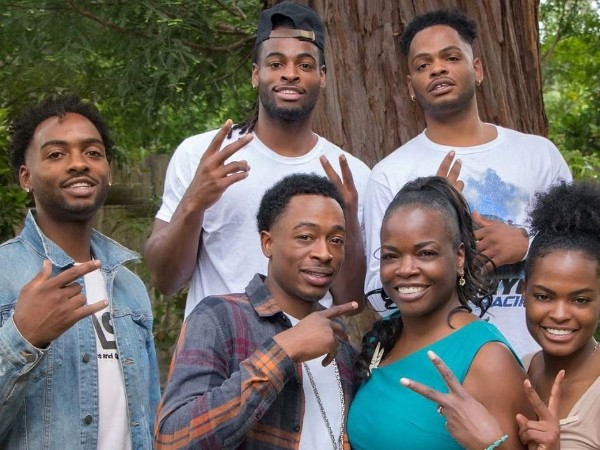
93, 312, 118, 354
463, 168, 529, 221
461, 168, 539, 355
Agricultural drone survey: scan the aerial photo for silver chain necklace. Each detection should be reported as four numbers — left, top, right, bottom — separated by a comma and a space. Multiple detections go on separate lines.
302, 360, 345, 450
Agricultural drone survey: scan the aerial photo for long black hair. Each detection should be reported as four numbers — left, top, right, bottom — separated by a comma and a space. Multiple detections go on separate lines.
357, 176, 495, 379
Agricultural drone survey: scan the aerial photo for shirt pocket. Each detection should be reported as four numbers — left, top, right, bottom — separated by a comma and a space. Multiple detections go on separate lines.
0, 300, 64, 381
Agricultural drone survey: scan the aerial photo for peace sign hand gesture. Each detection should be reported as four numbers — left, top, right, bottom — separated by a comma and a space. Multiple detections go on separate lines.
400, 350, 505, 450
515, 371, 563, 450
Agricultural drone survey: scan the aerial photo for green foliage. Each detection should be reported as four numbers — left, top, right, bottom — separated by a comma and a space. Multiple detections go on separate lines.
0, 1, 260, 161
540, 0, 600, 179
0, 108, 29, 242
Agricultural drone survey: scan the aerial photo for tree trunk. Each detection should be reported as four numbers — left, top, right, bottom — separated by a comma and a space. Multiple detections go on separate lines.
266, 0, 545, 168
265, 0, 545, 339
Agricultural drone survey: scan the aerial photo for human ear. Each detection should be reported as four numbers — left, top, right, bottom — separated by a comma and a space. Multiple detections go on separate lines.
260, 230, 273, 258
19, 165, 32, 192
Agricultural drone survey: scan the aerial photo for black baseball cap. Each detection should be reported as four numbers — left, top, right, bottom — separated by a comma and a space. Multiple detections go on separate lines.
255, 1, 325, 50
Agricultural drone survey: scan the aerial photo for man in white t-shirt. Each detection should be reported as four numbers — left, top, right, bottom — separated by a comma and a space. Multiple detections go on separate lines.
364, 10, 571, 356
156, 174, 358, 449
0, 95, 159, 448
145, 1, 370, 317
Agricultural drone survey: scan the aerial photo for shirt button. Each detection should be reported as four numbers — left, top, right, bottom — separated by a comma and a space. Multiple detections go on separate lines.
83, 415, 93, 425
21, 351, 36, 363
293, 425, 300, 432
82, 353, 90, 363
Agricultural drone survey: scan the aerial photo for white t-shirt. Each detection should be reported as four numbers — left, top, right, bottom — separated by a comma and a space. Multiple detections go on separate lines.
286, 315, 344, 450
364, 125, 572, 356
84, 269, 132, 450
157, 129, 371, 317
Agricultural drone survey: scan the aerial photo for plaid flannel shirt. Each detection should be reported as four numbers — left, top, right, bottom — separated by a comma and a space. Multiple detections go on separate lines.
155, 274, 356, 449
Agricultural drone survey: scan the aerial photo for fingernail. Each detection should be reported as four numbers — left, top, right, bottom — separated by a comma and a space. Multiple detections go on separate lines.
225, 119, 232, 126
427, 350, 438, 360
400, 378, 410, 386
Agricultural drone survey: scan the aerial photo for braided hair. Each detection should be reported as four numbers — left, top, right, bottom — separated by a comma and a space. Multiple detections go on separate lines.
357, 176, 495, 379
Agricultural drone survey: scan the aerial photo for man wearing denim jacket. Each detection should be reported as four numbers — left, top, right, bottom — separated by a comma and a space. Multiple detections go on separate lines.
0, 95, 160, 449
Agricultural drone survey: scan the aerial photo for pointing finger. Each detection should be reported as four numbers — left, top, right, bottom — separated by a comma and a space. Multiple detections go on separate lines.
52, 260, 102, 288
436, 150, 456, 177
323, 301, 359, 319
337, 155, 356, 190
426, 350, 465, 394
204, 119, 234, 155
320, 155, 341, 186
547, 370, 564, 417
400, 376, 445, 406
212, 133, 254, 165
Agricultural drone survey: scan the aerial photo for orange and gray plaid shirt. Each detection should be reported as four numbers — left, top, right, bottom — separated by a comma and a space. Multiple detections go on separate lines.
155, 274, 356, 449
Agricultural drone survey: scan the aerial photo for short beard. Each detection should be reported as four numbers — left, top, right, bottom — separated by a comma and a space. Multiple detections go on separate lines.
416, 83, 476, 119
258, 85, 319, 123
35, 184, 109, 223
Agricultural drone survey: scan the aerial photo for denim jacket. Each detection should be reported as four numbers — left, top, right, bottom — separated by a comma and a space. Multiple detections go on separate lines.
0, 210, 160, 449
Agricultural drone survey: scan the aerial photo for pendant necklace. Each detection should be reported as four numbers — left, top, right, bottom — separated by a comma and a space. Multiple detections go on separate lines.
302, 360, 345, 450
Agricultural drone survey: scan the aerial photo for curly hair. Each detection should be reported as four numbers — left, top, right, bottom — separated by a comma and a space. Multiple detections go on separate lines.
357, 176, 495, 380
257, 173, 345, 233
525, 180, 600, 279
9, 94, 114, 177
399, 9, 477, 55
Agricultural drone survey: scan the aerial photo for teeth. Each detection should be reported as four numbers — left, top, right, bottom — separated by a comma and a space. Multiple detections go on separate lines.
545, 328, 573, 336
306, 271, 328, 278
70, 182, 91, 188
396, 286, 425, 294
281, 89, 298, 94
434, 84, 448, 90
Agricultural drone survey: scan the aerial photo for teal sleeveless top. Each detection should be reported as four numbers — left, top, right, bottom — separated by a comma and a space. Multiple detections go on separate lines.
347, 321, 520, 449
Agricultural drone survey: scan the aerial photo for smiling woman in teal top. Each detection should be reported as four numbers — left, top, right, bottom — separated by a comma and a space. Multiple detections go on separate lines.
347, 177, 533, 450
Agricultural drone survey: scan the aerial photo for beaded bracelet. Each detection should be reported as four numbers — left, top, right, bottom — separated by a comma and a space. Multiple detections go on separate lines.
484, 434, 508, 450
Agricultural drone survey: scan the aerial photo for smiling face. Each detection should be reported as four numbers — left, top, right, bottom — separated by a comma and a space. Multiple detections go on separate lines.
261, 194, 345, 308
19, 112, 111, 224
524, 250, 600, 357
406, 25, 482, 118
379, 205, 465, 319
252, 32, 326, 123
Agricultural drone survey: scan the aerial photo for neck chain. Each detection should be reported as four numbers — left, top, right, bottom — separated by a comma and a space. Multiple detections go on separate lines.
302, 360, 345, 450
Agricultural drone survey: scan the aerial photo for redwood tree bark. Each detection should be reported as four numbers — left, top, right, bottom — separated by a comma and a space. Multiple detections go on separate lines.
266, 0, 545, 167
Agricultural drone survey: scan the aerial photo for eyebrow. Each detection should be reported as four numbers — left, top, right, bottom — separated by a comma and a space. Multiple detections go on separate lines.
40, 138, 105, 149
293, 222, 345, 232
531, 284, 595, 296
411, 45, 465, 62
265, 51, 317, 61
380, 240, 437, 252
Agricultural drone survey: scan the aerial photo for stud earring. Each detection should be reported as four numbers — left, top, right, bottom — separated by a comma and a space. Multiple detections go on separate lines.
458, 273, 466, 286
475, 79, 482, 87
25, 187, 30, 193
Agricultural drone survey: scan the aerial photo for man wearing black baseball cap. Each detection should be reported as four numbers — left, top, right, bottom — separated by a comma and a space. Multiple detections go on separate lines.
255, 1, 325, 50
146, 1, 370, 323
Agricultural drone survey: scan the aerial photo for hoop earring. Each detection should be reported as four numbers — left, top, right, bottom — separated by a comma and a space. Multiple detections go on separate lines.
410, 95, 416, 102
475, 79, 482, 87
